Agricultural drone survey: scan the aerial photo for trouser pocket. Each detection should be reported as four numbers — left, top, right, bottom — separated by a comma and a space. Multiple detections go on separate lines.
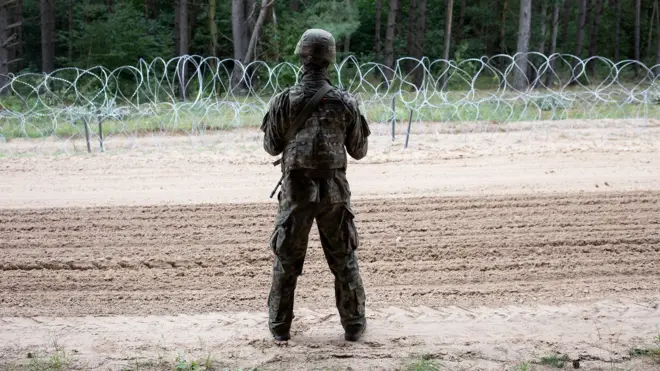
269, 207, 292, 256
344, 207, 359, 251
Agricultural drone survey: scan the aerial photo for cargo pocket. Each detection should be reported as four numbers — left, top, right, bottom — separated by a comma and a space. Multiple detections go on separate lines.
356, 285, 366, 317
269, 209, 292, 256
344, 207, 359, 251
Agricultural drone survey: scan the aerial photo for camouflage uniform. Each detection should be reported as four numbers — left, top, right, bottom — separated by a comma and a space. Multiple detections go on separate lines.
260, 29, 371, 341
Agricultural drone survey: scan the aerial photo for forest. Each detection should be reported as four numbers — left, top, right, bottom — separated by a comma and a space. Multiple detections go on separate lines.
0, 0, 658, 71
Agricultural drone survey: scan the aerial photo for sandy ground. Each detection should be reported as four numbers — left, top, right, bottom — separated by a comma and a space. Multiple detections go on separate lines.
1, 119, 659, 209
1, 119, 660, 370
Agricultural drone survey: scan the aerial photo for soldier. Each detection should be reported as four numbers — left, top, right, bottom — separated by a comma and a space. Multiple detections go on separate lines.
260, 28, 371, 342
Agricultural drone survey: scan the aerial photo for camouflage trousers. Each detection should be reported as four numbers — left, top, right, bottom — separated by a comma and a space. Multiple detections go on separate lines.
267, 198, 366, 336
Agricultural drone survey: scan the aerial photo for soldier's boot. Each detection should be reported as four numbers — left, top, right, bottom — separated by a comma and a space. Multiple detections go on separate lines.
344, 319, 367, 341
273, 333, 291, 342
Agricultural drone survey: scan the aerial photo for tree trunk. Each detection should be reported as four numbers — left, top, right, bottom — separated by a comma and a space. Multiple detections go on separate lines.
384, 0, 399, 80
375, 0, 382, 62
500, 0, 508, 53
108, 0, 114, 13
188, 0, 197, 55
0, 2, 9, 92
246, 0, 258, 37
179, 0, 189, 56
266, 1, 276, 23
174, 0, 180, 55
655, 2, 660, 77
209, 0, 217, 57
289, 0, 298, 11
439, 0, 453, 88
442, 0, 453, 61
178, 0, 189, 100
457, 0, 466, 42
0, 0, 22, 82
513, 0, 531, 90
568, 0, 586, 84
583, 0, 592, 50
648, 1, 657, 59
413, 0, 427, 87
229, 0, 272, 94
634, 0, 640, 75
243, 0, 273, 64
232, 0, 249, 61
40, 0, 55, 73
150, 0, 158, 19
615, 0, 621, 61
545, 0, 561, 87
17, 0, 23, 70
538, 0, 548, 54
68, 0, 73, 63
406, 0, 417, 59
575, 0, 586, 57
587, 0, 603, 75
561, 0, 570, 51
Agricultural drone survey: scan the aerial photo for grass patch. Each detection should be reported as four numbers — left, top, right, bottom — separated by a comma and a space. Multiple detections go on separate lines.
629, 333, 660, 364
508, 362, 534, 371
539, 354, 570, 368
28, 350, 71, 371
1, 343, 73, 371
2, 88, 659, 141
120, 354, 261, 371
2, 347, 261, 371
404, 355, 441, 371
121, 355, 266, 371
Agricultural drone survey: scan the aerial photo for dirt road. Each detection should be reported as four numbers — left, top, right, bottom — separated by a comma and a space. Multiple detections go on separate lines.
1, 122, 660, 370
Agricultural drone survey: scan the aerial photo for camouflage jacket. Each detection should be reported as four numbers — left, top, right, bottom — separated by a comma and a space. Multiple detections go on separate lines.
260, 71, 371, 204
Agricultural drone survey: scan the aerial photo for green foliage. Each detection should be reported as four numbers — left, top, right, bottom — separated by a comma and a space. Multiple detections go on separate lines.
539, 354, 569, 368
405, 355, 440, 371
630, 331, 660, 364
534, 95, 574, 111
651, 87, 660, 105
508, 362, 533, 371
304, 1, 360, 42
8, 0, 660, 75
273, 0, 361, 63
15, 343, 72, 371
68, 2, 173, 69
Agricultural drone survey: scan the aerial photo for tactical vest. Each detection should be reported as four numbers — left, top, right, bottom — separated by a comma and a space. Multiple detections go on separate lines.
280, 89, 348, 173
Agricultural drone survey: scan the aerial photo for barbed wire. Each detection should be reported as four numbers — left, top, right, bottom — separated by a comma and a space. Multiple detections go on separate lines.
0, 53, 658, 155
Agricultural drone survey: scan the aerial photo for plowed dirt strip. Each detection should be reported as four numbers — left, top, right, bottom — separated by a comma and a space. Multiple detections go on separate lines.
1, 191, 659, 318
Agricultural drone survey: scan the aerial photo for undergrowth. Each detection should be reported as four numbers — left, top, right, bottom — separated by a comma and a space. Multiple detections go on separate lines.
121, 354, 261, 371
508, 362, 533, 371
1, 342, 72, 371
629, 332, 660, 364
404, 354, 440, 371
539, 354, 570, 368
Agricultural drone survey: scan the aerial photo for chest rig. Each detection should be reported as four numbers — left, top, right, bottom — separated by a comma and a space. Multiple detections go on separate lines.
269, 83, 349, 198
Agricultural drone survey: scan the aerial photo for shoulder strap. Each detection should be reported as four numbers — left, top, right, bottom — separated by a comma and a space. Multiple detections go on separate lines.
284, 83, 332, 141
272, 83, 332, 167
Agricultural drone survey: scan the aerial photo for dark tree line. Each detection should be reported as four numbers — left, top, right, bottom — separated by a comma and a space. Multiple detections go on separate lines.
0, 0, 659, 86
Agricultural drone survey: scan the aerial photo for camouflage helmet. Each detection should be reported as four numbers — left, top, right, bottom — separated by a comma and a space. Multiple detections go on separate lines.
294, 29, 336, 64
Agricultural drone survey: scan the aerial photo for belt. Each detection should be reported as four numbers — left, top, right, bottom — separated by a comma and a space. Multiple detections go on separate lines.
290, 169, 338, 179
269, 168, 340, 199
